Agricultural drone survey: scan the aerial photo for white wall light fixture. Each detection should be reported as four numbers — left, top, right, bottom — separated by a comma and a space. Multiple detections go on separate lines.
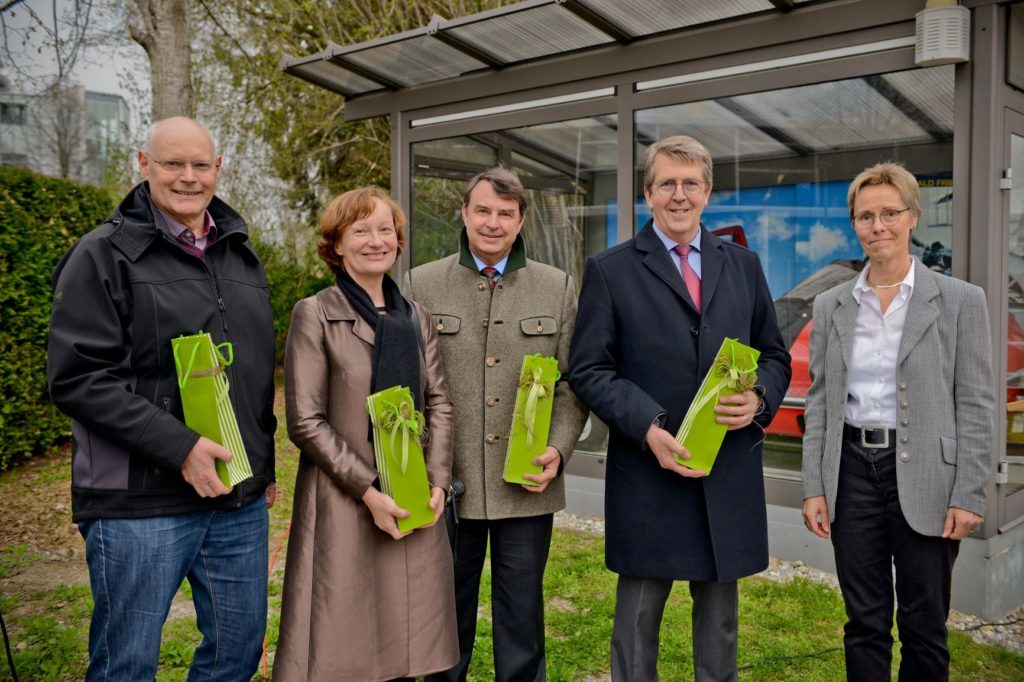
915, 0, 970, 66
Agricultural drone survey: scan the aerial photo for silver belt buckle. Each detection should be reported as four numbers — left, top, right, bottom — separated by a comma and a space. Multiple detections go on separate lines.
860, 424, 889, 449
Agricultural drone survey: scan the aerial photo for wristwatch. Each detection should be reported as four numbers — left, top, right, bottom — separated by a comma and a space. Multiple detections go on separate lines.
752, 384, 767, 417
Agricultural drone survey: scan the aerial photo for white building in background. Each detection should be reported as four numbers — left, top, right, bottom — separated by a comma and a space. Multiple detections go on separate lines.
0, 75, 32, 170
0, 72, 131, 185
83, 91, 131, 185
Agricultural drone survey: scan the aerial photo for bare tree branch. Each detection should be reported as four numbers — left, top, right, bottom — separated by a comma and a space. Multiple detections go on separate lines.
195, 0, 250, 59
0, 0, 29, 14
1, 0, 95, 87
31, 81, 86, 178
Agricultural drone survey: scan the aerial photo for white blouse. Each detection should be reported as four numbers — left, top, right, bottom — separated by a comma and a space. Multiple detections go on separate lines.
844, 263, 915, 428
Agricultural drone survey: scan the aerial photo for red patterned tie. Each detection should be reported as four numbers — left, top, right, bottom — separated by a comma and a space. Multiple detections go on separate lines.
672, 244, 701, 312
481, 266, 498, 291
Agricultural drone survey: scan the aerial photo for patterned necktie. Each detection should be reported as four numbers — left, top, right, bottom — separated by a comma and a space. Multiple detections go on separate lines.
672, 244, 701, 312
481, 266, 498, 291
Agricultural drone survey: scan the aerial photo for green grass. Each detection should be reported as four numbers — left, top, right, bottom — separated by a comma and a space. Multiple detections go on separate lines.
5, 508, 1024, 682
3, 401, 1024, 680
6, 614, 88, 680
0, 543, 35, 580
459, 530, 1024, 681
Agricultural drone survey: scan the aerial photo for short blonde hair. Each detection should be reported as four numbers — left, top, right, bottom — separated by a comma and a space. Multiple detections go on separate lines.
317, 186, 406, 274
643, 135, 714, 191
847, 162, 921, 218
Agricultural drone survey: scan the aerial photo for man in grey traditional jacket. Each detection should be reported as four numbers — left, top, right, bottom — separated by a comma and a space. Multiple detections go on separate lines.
404, 166, 587, 682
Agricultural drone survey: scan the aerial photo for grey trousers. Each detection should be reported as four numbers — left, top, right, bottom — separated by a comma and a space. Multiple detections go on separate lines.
610, 575, 738, 682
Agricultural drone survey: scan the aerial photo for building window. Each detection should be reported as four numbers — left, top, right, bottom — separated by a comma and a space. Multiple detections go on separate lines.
1, 152, 29, 168
1, 103, 27, 125
1009, 4, 1024, 93
635, 64, 955, 476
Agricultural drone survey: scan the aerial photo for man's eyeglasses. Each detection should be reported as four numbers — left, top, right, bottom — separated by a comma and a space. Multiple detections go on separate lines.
851, 207, 911, 228
653, 179, 705, 197
143, 152, 219, 174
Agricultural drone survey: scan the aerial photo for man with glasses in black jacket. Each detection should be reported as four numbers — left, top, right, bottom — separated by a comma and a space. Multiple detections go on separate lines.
48, 117, 277, 681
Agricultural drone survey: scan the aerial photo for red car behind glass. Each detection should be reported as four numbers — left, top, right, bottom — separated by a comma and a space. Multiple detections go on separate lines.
711, 225, 1017, 439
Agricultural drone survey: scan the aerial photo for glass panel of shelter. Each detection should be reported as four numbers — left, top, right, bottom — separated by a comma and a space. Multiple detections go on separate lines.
410, 114, 619, 286
634, 64, 955, 477
408, 63, 956, 475
411, 114, 619, 458
1006, 130, 1024, 500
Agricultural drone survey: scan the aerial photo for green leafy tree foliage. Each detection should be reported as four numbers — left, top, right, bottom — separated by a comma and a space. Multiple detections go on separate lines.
197, 0, 510, 223
0, 167, 116, 468
249, 227, 333, 364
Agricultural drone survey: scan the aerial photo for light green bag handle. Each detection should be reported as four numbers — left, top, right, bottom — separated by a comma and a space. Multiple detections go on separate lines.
173, 337, 234, 390
173, 341, 203, 391
519, 356, 559, 448
216, 342, 234, 367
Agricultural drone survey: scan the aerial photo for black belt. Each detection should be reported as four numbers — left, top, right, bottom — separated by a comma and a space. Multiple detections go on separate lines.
843, 423, 896, 449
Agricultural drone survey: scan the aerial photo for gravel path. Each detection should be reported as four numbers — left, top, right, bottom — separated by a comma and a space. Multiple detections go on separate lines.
554, 511, 1024, 653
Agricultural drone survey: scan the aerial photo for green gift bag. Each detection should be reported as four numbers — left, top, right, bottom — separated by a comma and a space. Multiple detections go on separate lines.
365, 386, 434, 533
674, 338, 760, 474
503, 354, 560, 485
172, 332, 254, 488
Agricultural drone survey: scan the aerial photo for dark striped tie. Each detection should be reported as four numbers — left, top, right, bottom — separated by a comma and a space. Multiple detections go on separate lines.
481, 266, 498, 291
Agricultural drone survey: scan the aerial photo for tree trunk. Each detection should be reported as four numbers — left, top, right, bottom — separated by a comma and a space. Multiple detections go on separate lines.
128, 0, 193, 120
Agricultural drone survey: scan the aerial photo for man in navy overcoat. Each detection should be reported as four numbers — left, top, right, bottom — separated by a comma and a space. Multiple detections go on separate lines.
568, 135, 791, 681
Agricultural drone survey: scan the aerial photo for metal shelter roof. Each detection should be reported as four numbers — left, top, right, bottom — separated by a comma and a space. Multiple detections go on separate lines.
282, 0, 821, 100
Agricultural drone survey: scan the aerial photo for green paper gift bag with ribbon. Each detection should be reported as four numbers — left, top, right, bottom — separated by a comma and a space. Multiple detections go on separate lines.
172, 332, 254, 488
365, 385, 434, 533
674, 338, 760, 474
504, 354, 560, 485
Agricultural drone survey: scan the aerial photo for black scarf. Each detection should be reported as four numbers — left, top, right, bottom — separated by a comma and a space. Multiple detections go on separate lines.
335, 270, 422, 415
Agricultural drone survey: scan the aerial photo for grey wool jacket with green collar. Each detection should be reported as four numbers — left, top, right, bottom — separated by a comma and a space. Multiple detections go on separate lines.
403, 231, 588, 520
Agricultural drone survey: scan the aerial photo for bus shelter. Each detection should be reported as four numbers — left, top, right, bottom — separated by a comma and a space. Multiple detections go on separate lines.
285, 0, 1024, 619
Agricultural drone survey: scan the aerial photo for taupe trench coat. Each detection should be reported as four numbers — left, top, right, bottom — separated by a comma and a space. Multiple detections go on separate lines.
273, 285, 458, 681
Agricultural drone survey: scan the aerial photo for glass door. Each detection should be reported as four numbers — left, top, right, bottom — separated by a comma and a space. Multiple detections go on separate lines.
1003, 108, 1024, 525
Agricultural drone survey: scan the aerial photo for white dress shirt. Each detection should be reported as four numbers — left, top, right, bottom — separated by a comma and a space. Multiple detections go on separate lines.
844, 262, 915, 428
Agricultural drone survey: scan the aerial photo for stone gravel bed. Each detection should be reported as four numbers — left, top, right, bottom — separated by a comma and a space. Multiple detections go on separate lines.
554, 511, 1024, 653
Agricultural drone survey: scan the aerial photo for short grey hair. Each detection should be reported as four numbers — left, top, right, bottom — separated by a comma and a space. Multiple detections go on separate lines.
643, 135, 714, 191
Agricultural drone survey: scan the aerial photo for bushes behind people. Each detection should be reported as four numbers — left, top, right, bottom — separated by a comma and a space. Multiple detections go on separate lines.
0, 166, 330, 468
250, 228, 332, 366
0, 167, 116, 468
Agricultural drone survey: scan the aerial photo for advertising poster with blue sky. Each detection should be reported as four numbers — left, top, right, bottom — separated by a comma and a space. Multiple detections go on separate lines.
637, 173, 953, 300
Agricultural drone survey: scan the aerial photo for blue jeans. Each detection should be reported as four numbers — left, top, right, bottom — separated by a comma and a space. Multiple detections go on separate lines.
79, 497, 269, 681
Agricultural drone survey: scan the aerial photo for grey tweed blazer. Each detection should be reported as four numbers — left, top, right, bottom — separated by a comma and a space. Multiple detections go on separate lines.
801, 258, 994, 536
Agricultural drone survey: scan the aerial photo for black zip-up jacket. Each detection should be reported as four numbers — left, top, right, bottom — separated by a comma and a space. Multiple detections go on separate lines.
48, 182, 276, 522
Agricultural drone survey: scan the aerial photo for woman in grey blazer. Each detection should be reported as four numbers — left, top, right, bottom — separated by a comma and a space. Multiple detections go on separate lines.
801, 162, 994, 681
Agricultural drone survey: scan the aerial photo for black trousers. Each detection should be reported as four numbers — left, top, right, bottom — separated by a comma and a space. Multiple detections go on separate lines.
831, 437, 959, 682
426, 514, 553, 682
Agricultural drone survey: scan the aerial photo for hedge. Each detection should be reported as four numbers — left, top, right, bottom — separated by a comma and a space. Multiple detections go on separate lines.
0, 166, 333, 469
250, 229, 332, 366
0, 167, 117, 469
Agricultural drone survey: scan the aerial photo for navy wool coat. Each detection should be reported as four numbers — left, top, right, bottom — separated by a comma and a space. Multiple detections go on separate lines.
568, 222, 791, 582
